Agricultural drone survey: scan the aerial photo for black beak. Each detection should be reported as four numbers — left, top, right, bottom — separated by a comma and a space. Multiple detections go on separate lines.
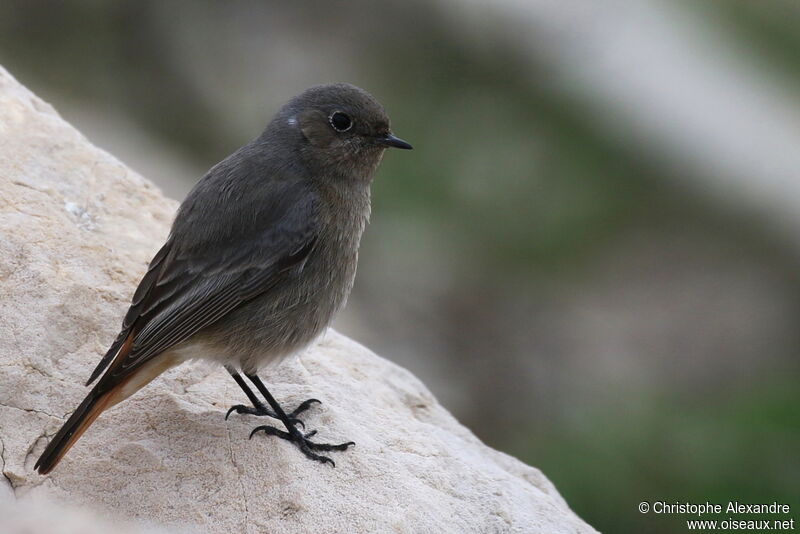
377, 133, 413, 150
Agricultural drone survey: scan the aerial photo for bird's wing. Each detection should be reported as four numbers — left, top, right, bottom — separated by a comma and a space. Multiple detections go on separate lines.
85, 242, 172, 385
87, 178, 320, 390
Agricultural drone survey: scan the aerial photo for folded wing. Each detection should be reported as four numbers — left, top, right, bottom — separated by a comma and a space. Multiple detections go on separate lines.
87, 178, 319, 392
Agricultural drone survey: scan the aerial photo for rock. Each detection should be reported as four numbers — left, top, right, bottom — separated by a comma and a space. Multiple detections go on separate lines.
0, 64, 597, 534
1, 499, 173, 534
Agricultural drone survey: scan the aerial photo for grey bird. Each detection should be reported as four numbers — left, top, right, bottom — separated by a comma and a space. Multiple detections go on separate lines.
34, 83, 412, 474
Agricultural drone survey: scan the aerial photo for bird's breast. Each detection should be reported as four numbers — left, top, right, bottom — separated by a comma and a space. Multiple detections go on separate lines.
200, 189, 370, 372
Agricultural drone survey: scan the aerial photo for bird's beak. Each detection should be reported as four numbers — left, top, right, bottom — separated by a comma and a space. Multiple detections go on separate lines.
377, 133, 413, 150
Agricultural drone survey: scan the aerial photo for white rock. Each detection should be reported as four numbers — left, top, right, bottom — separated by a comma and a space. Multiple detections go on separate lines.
0, 499, 175, 534
0, 65, 597, 534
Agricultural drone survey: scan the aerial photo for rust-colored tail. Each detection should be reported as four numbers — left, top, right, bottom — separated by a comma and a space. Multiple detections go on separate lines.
34, 385, 116, 474
34, 343, 180, 473
35, 329, 181, 474
34, 333, 151, 475
35, 334, 137, 475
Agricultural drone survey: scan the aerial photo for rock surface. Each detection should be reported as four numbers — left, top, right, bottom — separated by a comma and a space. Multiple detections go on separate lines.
1, 499, 173, 534
0, 65, 597, 534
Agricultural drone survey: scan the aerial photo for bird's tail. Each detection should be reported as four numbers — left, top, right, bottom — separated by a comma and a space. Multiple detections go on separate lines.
34, 333, 137, 475
34, 330, 182, 475
33, 385, 116, 475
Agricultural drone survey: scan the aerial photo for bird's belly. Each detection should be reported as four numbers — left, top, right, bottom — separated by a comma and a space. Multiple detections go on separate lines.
196, 247, 358, 373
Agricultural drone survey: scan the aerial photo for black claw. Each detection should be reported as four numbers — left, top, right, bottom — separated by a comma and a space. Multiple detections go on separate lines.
250, 424, 292, 440
249, 424, 353, 467
297, 440, 336, 467
225, 405, 244, 420
289, 398, 322, 418
307, 440, 356, 452
225, 403, 279, 420
227, 398, 319, 425
227, 374, 351, 468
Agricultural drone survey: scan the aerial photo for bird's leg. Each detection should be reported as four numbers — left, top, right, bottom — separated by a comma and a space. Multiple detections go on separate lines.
224, 365, 279, 420
244, 372, 354, 467
224, 366, 318, 428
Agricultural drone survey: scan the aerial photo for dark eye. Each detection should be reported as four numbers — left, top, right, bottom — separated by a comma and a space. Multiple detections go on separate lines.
329, 111, 352, 132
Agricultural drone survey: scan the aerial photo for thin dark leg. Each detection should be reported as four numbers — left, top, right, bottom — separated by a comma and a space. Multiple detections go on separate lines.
224, 365, 279, 420
224, 366, 318, 426
244, 373, 355, 467
226, 365, 270, 410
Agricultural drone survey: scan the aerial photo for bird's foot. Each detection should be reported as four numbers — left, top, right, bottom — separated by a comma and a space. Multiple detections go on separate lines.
226, 398, 321, 430
249, 424, 355, 467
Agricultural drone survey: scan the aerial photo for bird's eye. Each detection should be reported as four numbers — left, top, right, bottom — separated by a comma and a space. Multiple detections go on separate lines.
329, 111, 353, 132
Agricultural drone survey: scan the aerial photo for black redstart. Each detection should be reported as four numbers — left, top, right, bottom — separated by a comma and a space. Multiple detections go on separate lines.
34, 83, 412, 474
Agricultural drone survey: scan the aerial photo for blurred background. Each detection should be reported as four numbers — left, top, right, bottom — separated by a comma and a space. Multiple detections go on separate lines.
2, 1, 798, 531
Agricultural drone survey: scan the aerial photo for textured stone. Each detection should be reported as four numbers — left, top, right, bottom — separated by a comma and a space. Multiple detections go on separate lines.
0, 65, 596, 534
1, 499, 173, 534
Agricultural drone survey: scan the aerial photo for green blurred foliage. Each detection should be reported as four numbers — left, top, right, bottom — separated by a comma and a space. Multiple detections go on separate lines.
365, 20, 660, 277
517, 372, 800, 532
697, 0, 800, 98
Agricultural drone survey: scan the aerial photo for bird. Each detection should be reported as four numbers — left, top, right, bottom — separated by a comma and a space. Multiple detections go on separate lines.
34, 83, 412, 474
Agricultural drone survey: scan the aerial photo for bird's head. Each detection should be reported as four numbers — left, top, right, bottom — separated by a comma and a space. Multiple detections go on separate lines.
267, 83, 412, 180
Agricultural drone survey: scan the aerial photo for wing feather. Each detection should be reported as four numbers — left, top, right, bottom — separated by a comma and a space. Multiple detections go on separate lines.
90, 177, 320, 391
85, 242, 171, 385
